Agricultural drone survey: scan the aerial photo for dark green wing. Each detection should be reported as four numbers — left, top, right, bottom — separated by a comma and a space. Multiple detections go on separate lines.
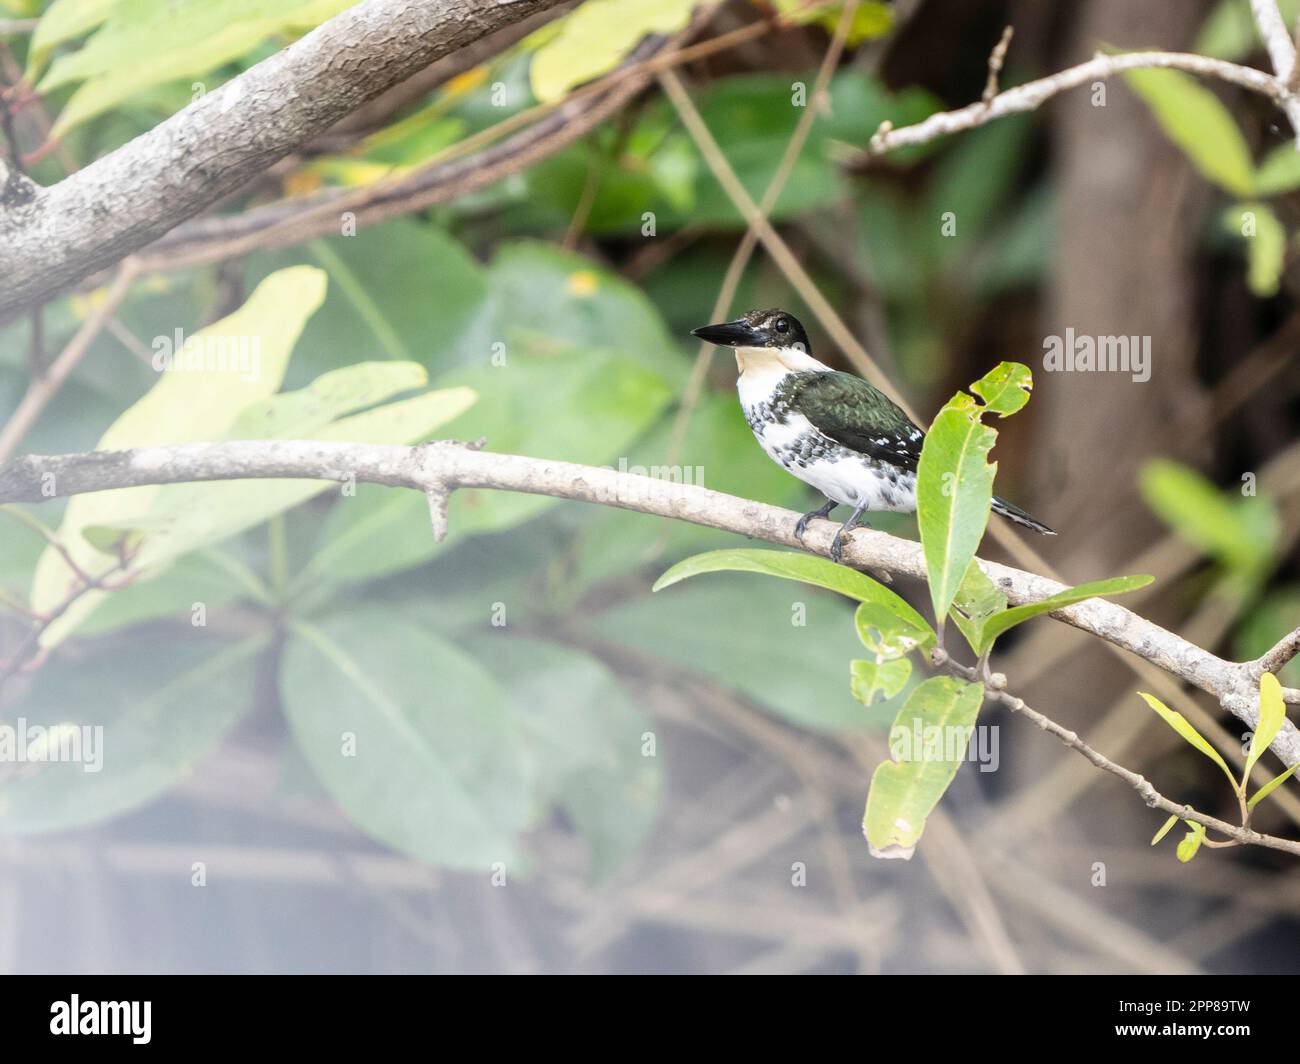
784, 371, 925, 472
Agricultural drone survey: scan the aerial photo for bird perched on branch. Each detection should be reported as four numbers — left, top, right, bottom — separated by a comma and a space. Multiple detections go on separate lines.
692, 308, 1054, 564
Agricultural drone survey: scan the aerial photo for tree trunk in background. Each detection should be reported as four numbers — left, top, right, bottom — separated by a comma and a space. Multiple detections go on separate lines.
1034, 0, 1212, 572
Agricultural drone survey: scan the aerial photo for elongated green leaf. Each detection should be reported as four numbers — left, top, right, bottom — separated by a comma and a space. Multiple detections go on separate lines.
1124, 67, 1255, 197
1138, 691, 1238, 788
30, 266, 326, 642
1223, 202, 1287, 297
917, 362, 1032, 630
1245, 672, 1287, 782
655, 548, 934, 644
1151, 813, 1179, 846
38, 0, 356, 137
530, 0, 697, 103
1254, 142, 1300, 196
462, 636, 661, 880
974, 573, 1153, 656
1249, 760, 1300, 809
1139, 458, 1278, 577
281, 609, 535, 869
1176, 820, 1206, 863
0, 632, 265, 833
862, 676, 984, 858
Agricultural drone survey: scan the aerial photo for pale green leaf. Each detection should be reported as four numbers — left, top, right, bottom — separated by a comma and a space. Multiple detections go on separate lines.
654, 548, 935, 644
863, 676, 984, 858
1248, 760, 1300, 809
281, 609, 536, 869
1151, 813, 1179, 846
1245, 672, 1287, 782
1176, 820, 1206, 863
1138, 691, 1238, 788
1124, 67, 1255, 197
974, 573, 1153, 656
530, 0, 697, 103
850, 657, 912, 706
1253, 142, 1300, 196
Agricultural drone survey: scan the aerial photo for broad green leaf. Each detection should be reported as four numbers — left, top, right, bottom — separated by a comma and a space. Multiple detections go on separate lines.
1139, 458, 1278, 577
593, 575, 876, 732
26, 0, 117, 76
850, 657, 912, 706
1176, 820, 1206, 863
0, 632, 264, 833
530, 0, 697, 103
250, 221, 490, 385
854, 601, 930, 660
947, 560, 1006, 655
1124, 67, 1254, 197
30, 266, 326, 641
301, 341, 673, 588
1245, 672, 1287, 782
1151, 813, 1179, 846
1253, 142, 1300, 196
973, 573, 1154, 656
1138, 691, 1238, 788
38, 0, 357, 138
1248, 760, 1300, 809
464, 636, 661, 880
654, 548, 934, 644
917, 362, 1032, 629
862, 676, 984, 858
280, 609, 535, 869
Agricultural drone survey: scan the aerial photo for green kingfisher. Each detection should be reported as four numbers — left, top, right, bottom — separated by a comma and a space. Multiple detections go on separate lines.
692, 308, 1055, 563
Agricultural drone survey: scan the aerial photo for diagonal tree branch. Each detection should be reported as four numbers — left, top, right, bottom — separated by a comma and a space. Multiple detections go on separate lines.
0, 0, 571, 320
1, 439, 1297, 771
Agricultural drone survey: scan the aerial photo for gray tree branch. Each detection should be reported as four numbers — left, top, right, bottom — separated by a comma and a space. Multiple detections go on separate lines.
0, 0, 569, 320
1, 438, 1296, 772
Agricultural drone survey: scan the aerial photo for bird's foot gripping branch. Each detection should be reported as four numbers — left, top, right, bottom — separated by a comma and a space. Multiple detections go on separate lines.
656, 364, 1300, 860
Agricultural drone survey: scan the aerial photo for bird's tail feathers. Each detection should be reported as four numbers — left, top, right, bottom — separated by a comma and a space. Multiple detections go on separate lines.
991, 496, 1056, 536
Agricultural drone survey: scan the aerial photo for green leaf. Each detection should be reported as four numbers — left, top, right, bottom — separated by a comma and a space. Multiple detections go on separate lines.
862, 676, 984, 858
280, 609, 536, 869
593, 575, 877, 732
38, 0, 357, 138
463, 636, 661, 880
530, 0, 697, 103
1223, 202, 1287, 297
850, 657, 912, 706
1245, 672, 1287, 783
1253, 142, 1300, 196
1138, 458, 1279, 577
26, 0, 116, 78
30, 266, 327, 643
1138, 691, 1239, 788
1124, 67, 1255, 197
302, 341, 672, 589
772, 0, 894, 44
1196, 0, 1300, 61
1176, 820, 1206, 863
1248, 761, 1300, 809
947, 561, 1006, 655
0, 632, 265, 833
973, 573, 1154, 656
654, 548, 935, 644
1151, 813, 1179, 846
917, 362, 1032, 629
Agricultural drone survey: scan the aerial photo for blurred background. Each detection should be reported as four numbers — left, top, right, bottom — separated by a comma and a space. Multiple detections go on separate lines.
1, 0, 1298, 974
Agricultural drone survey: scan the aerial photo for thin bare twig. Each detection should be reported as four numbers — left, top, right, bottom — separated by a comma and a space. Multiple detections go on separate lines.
982, 25, 1014, 105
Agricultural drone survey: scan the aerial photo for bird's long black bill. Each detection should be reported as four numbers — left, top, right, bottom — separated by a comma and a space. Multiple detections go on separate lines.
692, 320, 762, 347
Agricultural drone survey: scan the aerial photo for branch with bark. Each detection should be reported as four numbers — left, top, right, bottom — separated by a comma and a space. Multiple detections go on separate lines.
0, 0, 572, 319
3, 439, 1299, 783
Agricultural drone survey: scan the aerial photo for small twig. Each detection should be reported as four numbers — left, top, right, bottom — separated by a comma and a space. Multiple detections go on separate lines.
0, 261, 139, 464
942, 656, 1300, 858
982, 25, 1014, 105
1253, 625, 1300, 677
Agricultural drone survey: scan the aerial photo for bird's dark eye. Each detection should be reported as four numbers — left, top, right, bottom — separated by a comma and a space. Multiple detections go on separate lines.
775, 317, 789, 333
